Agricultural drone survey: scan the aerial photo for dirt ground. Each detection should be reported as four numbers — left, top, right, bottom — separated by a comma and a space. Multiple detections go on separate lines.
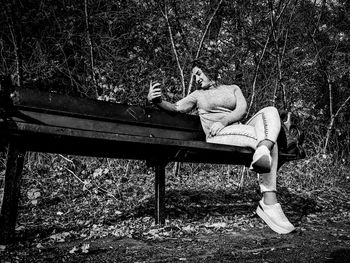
1, 218, 350, 262
1, 187, 350, 262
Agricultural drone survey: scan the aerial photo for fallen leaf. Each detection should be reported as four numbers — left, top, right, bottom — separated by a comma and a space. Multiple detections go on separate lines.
69, 246, 78, 254
147, 229, 159, 236
182, 225, 195, 233
27, 188, 41, 200
81, 243, 90, 253
50, 232, 71, 242
93, 168, 103, 178
115, 210, 122, 216
36, 243, 44, 249
207, 222, 227, 229
15, 226, 25, 231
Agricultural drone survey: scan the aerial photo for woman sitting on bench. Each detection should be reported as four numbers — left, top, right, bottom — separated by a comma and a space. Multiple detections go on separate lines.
147, 56, 295, 234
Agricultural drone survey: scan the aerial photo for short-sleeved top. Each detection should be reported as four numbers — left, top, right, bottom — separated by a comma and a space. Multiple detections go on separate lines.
175, 85, 238, 137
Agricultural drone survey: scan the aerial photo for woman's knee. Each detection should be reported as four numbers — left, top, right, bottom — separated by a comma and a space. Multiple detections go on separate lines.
263, 106, 281, 126
262, 106, 279, 116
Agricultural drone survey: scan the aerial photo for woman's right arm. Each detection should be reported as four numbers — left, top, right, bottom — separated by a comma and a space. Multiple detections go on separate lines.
147, 82, 178, 112
147, 81, 197, 113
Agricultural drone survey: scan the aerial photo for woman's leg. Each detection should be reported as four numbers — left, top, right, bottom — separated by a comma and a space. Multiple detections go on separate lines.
207, 116, 295, 234
256, 144, 295, 235
207, 106, 281, 150
245, 106, 281, 173
245, 106, 281, 147
206, 124, 257, 148
245, 106, 280, 202
208, 106, 281, 196
259, 144, 278, 204
246, 107, 295, 234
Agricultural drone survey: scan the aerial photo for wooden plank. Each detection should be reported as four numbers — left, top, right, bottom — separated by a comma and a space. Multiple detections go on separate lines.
11, 110, 203, 141
13, 88, 203, 132
13, 122, 253, 153
0, 143, 25, 244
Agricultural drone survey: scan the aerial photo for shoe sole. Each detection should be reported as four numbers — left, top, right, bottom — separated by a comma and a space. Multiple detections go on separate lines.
256, 205, 295, 234
250, 154, 271, 173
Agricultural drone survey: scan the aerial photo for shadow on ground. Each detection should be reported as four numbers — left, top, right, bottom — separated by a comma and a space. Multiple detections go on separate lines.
125, 187, 319, 222
15, 186, 320, 243
326, 249, 350, 263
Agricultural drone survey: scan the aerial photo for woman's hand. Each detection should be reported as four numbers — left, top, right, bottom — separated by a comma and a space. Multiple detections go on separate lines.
209, 122, 225, 137
148, 81, 162, 103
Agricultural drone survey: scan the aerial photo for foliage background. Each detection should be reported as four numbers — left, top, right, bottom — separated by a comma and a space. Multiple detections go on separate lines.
1, 0, 349, 158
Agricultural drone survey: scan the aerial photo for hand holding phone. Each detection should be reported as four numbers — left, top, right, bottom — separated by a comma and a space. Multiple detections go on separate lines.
148, 81, 162, 104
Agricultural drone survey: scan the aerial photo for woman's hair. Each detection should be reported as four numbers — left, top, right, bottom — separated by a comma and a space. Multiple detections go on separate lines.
192, 56, 220, 81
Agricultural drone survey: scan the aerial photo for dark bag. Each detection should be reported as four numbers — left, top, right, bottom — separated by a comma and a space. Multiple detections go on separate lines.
277, 111, 306, 159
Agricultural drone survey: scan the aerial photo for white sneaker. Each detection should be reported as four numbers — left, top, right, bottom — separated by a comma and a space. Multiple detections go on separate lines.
256, 199, 295, 234
250, 145, 272, 173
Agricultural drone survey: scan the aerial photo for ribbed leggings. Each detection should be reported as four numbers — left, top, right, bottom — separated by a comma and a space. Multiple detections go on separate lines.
206, 106, 281, 192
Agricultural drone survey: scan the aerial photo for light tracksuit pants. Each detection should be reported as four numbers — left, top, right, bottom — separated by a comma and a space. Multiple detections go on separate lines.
206, 106, 281, 193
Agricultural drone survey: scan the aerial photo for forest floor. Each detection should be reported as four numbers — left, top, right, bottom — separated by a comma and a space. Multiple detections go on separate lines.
1, 159, 350, 262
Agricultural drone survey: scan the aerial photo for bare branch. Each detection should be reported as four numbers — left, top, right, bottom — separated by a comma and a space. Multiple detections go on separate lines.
84, 0, 97, 97
271, 0, 298, 109
327, 77, 333, 117
65, 167, 85, 185
64, 167, 119, 201
246, 34, 270, 117
195, 0, 224, 59
59, 154, 74, 164
3, 3, 23, 87
187, 0, 224, 95
171, 1, 191, 55
275, 0, 292, 23
323, 79, 350, 153
334, 94, 350, 118
159, 1, 186, 95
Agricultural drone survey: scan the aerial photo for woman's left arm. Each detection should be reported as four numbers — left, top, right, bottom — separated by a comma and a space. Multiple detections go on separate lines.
209, 86, 247, 137
220, 85, 247, 126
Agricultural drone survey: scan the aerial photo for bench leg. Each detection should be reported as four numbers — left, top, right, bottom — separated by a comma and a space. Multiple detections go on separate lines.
0, 143, 25, 244
154, 162, 166, 225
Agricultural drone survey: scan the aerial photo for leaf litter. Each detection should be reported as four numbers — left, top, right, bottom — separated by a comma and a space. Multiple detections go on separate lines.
1, 157, 349, 262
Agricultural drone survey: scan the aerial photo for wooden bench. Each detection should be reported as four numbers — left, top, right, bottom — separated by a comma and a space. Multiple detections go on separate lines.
0, 78, 304, 244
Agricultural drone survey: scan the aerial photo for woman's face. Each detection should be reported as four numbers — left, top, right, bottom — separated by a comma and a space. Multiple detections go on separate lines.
192, 66, 212, 89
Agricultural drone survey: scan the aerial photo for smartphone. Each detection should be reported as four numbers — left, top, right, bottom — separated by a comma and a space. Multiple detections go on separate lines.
152, 96, 162, 104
